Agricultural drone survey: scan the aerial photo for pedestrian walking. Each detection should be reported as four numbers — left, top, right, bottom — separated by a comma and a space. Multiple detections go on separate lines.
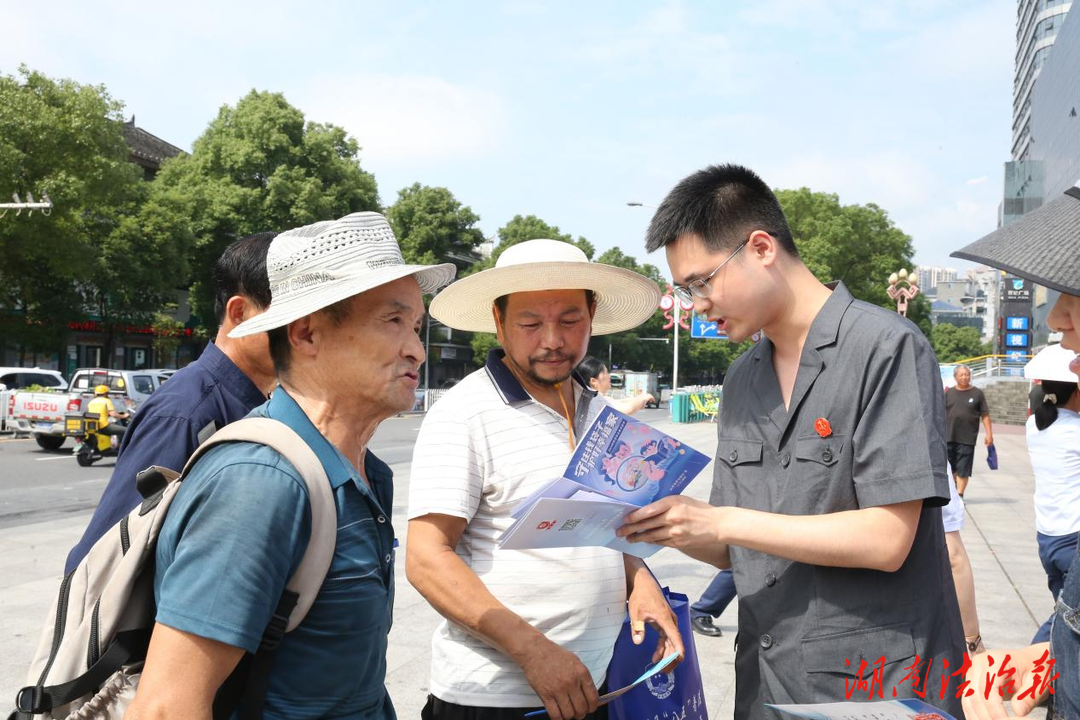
945, 364, 994, 498
618, 164, 964, 720
688, 570, 735, 638
406, 239, 682, 720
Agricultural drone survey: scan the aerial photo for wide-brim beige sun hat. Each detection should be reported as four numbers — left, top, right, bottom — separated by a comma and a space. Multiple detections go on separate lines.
429, 239, 661, 335
230, 212, 456, 338
1025, 343, 1080, 383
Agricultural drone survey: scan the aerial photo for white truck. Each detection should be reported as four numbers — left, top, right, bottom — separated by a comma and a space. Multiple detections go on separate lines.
608, 370, 660, 409
9, 368, 161, 449
8, 390, 71, 449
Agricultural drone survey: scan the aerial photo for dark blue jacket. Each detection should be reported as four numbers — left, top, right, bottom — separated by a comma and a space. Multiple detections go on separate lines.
65, 342, 267, 572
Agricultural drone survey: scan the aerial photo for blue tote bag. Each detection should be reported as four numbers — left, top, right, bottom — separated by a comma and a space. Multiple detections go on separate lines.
607, 588, 708, 720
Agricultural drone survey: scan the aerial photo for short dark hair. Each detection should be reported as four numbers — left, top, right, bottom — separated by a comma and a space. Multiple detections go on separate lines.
576, 355, 607, 384
494, 290, 597, 324
644, 164, 798, 257
211, 232, 277, 324
267, 295, 354, 376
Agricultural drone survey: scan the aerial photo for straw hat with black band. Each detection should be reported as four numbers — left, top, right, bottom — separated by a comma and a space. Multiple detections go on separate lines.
429, 239, 662, 334
951, 187, 1080, 297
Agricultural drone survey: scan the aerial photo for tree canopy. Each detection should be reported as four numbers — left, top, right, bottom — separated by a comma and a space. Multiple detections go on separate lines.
0, 66, 188, 362
776, 188, 931, 332
469, 214, 595, 274
386, 183, 484, 268
930, 323, 991, 363
150, 89, 380, 327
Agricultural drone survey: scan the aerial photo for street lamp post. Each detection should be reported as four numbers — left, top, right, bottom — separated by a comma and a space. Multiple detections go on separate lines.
886, 269, 920, 317
658, 289, 693, 394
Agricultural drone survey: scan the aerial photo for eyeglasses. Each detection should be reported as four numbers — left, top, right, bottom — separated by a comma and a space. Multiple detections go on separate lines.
671, 238, 749, 304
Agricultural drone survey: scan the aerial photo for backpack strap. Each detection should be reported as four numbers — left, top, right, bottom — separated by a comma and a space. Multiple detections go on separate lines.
190, 417, 338, 720
183, 417, 337, 630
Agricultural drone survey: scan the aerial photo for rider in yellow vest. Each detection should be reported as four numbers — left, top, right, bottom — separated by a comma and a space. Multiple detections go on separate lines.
86, 385, 130, 442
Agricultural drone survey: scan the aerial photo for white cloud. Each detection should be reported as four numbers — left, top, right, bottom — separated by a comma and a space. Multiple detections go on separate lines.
967, 176, 989, 185
295, 73, 507, 166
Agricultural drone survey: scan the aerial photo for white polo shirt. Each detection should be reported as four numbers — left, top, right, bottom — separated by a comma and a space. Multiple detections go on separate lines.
408, 350, 627, 708
1027, 408, 1080, 536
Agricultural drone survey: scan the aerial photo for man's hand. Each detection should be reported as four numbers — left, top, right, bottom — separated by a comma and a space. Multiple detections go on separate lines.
626, 569, 684, 665
617, 496, 722, 551
518, 638, 600, 720
962, 644, 1051, 720
985, 432, 994, 446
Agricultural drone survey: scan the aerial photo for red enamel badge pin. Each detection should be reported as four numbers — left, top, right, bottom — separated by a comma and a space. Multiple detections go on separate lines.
814, 417, 833, 438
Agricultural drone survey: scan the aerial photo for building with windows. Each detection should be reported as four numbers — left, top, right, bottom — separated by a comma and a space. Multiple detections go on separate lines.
1012, 0, 1072, 162
995, 0, 1074, 348
1002, 0, 1071, 226
1028, 2, 1080, 343
916, 266, 958, 290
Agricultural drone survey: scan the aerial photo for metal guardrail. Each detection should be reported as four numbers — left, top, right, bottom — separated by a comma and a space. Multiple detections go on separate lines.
670, 385, 723, 423
943, 354, 1033, 383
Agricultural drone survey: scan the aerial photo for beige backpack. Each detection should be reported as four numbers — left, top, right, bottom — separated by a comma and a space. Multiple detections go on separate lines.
9, 417, 337, 720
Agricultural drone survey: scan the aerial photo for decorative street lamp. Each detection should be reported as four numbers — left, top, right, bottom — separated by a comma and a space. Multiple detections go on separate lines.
887, 268, 920, 317
658, 285, 693, 394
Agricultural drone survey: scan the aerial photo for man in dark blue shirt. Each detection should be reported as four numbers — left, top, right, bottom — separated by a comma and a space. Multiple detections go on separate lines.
65, 233, 279, 572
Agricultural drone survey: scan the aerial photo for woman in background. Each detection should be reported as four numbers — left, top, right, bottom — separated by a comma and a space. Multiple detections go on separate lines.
1026, 349, 1080, 644
576, 355, 655, 415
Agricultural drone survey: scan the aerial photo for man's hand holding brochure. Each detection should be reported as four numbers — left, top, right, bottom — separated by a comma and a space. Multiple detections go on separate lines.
499, 406, 710, 558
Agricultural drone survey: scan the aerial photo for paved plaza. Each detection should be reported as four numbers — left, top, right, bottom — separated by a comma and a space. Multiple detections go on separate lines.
0, 418, 1051, 718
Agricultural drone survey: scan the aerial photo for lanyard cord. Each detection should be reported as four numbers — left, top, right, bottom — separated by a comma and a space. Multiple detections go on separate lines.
553, 382, 576, 450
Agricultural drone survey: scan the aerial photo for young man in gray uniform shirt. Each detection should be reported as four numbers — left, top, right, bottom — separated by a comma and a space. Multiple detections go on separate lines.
620, 165, 964, 720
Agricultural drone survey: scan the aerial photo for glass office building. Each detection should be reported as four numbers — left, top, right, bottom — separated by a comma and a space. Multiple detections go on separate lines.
1013, 0, 1072, 162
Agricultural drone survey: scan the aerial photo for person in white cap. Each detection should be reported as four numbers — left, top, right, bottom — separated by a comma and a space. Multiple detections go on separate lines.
405, 239, 683, 720
1024, 344, 1080, 645
127, 212, 454, 720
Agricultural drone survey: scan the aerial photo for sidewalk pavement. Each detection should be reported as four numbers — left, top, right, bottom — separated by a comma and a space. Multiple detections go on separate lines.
0, 419, 1050, 719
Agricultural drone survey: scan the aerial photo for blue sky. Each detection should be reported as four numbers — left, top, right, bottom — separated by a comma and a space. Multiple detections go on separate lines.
3, 0, 1015, 280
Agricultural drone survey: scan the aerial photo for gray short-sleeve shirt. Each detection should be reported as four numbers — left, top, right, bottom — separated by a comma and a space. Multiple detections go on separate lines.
712, 282, 964, 720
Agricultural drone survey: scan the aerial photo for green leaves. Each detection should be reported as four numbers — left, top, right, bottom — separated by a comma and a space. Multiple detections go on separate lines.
155, 90, 380, 326
930, 324, 992, 363
0, 67, 161, 359
776, 187, 930, 332
386, 183, 484, 269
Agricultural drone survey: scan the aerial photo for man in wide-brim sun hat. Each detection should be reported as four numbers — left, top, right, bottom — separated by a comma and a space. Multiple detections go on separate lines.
405, 239, 684, 720
951, 187, 1080, 720
127, 212, 454, 720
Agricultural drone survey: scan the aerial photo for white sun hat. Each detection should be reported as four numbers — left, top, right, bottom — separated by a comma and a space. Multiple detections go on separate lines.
230, 212, 456, 338
1025, 343, 1080, 383
429, 239, 661, 335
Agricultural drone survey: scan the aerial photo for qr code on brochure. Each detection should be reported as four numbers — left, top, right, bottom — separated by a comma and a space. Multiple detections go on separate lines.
558, 518, 582, 532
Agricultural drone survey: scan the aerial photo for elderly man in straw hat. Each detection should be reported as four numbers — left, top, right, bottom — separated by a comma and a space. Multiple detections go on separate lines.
126, 213, 454, 720
406, 239, 683, 720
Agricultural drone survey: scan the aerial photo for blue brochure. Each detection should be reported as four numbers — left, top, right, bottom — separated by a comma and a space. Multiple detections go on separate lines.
566, 406, 709, 506
499, 406, 709, 557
